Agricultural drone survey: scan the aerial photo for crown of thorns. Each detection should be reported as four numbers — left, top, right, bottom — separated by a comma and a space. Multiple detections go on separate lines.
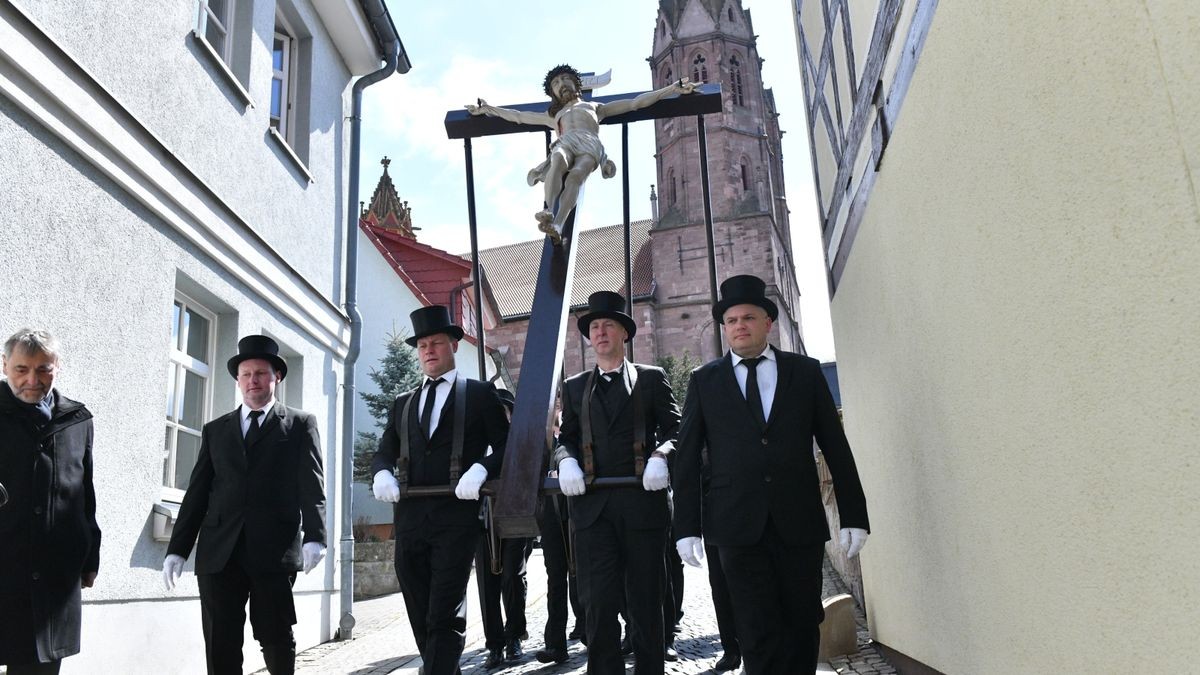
543, 64, 582, 97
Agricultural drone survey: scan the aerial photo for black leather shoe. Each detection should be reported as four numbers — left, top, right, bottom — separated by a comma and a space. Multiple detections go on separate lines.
665, 645, 679, 661
621, 635, 633, 656
483, 648, 505, 669
505, 639, 524, 662
568, 625, 585, 641
535, 646, 569, 664
714, 652, 742, 671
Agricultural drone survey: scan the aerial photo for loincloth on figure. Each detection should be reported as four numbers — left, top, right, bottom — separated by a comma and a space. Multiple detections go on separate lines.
526, 130, 612, 186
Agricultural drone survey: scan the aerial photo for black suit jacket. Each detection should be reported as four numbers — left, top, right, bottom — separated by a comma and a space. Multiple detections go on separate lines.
672, 348, 869, 547
556, 362, 681, 530
370, 376, 508, 532
168, 403, 327, 575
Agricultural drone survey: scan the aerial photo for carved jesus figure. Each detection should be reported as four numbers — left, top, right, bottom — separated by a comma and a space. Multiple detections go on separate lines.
467, 65, 696, 243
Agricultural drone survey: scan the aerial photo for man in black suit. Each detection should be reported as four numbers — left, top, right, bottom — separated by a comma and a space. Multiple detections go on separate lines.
164, 335, 327, 675
371, 305, 509, 675
673, 275, 870, 675
552, 291, 682, 674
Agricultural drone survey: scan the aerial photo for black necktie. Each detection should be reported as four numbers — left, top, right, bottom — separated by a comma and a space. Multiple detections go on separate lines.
743, 357, 766, 427
245, 409, 264, 447
420, 377, 443, 438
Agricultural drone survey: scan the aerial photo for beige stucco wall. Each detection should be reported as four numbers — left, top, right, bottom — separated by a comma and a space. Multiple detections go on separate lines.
830, 2, 1199, 672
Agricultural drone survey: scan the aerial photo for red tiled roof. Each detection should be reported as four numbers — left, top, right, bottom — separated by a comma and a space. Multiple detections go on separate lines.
366, 223, 472, 306
475, 220, 654, 319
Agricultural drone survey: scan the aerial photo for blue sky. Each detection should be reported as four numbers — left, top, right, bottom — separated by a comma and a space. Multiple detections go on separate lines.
358, 1, 836, 361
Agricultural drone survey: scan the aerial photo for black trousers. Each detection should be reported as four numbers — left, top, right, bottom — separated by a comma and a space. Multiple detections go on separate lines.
574, 495, 667, 675
717, 518, 824, 675
395, 521, 479, 675
662, 535, 684, 643
705, 541, 740, 658
538, 494, 583, 650
197, 538, 297, 675
473, 535, 532, 649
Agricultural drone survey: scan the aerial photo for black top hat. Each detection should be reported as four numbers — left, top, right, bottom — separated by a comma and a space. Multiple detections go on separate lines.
406, 305, 465, 346
712, 274, 779, 323
577, 291, 637, 341
227, 335, 288, 380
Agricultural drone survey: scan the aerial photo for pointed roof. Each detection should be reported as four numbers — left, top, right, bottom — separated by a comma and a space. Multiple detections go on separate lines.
363, 157, 416, 238
659, 0, 728, 29
476, 220, 655, 319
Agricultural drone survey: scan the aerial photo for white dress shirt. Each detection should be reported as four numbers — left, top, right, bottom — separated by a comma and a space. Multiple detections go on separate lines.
730, 346, 777, 421
240, 397, 277, 437
418, 368, 457, 435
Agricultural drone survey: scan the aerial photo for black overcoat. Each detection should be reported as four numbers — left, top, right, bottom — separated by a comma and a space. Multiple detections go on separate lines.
672, 349, 869, 547
167, 403, 327, 575
0, 384, 100, 664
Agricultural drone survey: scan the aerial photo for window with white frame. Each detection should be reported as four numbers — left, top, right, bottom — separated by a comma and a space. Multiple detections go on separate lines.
197, 0, 234, 64
270, 14, 297, 143
164, 294, 216, 497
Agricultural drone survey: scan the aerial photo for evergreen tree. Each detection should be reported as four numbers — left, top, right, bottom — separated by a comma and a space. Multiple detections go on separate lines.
353, 331, 423, 481
656, 350, 702, 408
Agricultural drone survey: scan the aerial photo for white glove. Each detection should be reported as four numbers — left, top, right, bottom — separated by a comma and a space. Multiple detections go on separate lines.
642, 456, 669, 491
839, 527, 869, 558
302, 542, 325, 573
557, 457, 586, 496
454, 463, 489, 501
676, 536, 705, 568
162, 554, 186, 591
372, 470, 401, 503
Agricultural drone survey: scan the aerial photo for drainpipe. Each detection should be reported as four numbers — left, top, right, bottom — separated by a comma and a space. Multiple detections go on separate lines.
339, 0, 410, 641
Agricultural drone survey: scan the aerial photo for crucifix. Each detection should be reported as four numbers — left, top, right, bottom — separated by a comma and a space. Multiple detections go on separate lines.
466, 65, 696, 243
442, 69, 722, 538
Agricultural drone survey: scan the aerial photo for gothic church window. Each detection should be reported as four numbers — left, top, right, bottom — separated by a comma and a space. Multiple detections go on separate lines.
692, 53, 708, 83
730, 54, 744, 106
740, 161, 750, 191
663, 66, 673, 86
668, 168, 678, 204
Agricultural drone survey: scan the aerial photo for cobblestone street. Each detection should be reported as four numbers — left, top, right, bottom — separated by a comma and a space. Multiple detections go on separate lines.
267, 549, 893, 674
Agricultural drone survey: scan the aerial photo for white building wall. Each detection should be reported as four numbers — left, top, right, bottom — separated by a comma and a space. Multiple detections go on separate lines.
827, 1, 1200, 672
0, 0, 387, 669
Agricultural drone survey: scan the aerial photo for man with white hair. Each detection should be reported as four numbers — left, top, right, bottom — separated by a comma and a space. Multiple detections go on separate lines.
0, 328, 100, 674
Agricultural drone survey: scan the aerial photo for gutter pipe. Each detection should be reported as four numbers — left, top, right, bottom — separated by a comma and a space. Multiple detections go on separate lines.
339, 0, 410, 640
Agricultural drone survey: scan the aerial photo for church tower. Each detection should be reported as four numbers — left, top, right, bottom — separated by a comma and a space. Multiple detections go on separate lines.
648, 0, 804, 358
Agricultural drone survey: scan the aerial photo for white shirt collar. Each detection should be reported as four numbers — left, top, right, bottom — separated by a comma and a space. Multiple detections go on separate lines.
597, 363, 625, 377
240, 397, 276, 423
426, 368, 457, 387
730, 345, 775, 367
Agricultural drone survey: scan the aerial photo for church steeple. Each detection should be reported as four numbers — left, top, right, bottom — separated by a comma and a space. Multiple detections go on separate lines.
362, 157, 417, 238
646, 0, 805, 354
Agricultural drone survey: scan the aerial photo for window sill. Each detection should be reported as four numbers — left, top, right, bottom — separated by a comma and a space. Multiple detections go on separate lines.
268, 127, 314, 184
190, 30, 254, 109
151, 500, 181, 542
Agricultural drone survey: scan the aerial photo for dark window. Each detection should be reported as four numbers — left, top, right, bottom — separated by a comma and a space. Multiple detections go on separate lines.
740, 162, 750, 191
692, 54, 707, 83
730, 54, 744, 106
668, 168, 678, 204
